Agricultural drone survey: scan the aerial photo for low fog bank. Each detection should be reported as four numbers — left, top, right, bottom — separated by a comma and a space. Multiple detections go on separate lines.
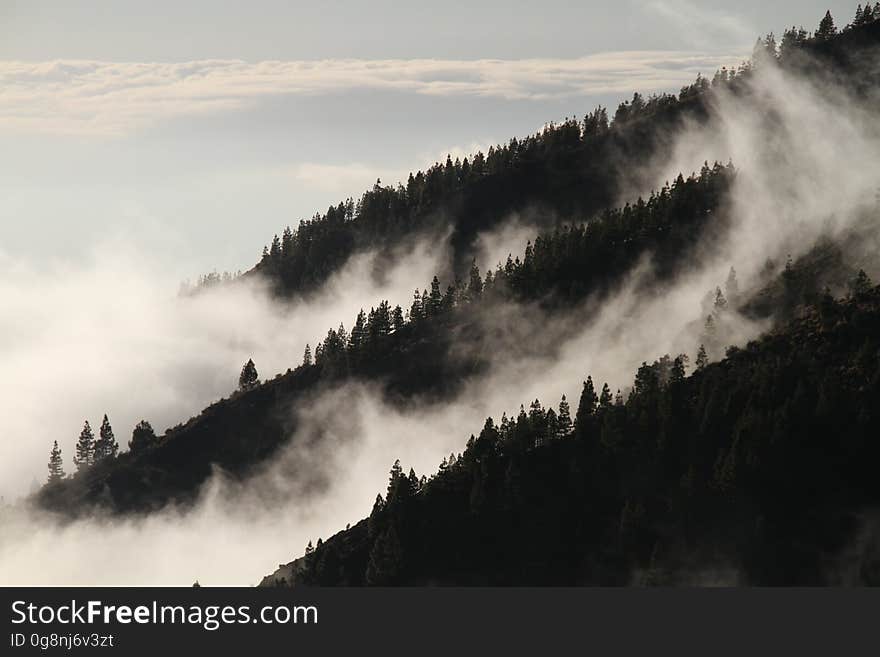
0, 234, 447, 501
1, 51, 878, 585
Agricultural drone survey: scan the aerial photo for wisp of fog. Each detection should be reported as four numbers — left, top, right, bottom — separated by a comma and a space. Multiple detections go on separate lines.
1, 52, 878, 585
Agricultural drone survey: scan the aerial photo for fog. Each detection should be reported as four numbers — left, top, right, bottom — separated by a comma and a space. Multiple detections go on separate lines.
0, 233, 447, 501
1, 51, 878, 585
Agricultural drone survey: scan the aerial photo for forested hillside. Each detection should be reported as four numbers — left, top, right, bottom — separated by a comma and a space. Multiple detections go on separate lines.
37, 162, 737, 515
187, 14, 880, 300
266, 283, 880, 586
34, 11, 880, 590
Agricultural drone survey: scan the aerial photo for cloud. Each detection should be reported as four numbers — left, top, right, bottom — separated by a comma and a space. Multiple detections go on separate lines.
0, 52, 744, 136
0, 234, 448, 501
3, 49, 876, 586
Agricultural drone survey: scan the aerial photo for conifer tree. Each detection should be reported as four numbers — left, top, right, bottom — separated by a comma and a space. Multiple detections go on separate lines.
409, 289, 423, 322
696, 344, 709, 370
47, 441, 64, 483
74, 420, 95, 471
576, 378, 598, 426
725, 267, 739, 305
129, 420, 157, 454
467, 260, 483, 300
391, 305, 405, 332
94, 414, 118, 462
545, 408, 558, 443
556, 395, 573, 438
303, 343, 312, 366
849, 269, 872, 296
239, 358, 259, 391
427, 276, 443, 316
350, 309, 367, 351
598, 383, 613, 408
816, 10, 837, 39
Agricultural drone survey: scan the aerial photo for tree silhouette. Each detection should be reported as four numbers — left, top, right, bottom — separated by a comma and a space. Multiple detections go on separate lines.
816, 10, 837, 39
94, 414, 118, 462
129, 420, 157, 454
239, 359, 259, 391
73, 420, 94, 471
47, 441, 64, 483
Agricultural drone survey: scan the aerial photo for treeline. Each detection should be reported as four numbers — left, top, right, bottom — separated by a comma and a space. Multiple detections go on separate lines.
284, 281, 880, 586
45, 415, 157, 485
190, 8, 878, 303
37, 161, 736, 511
37, 11, 879, 518
308, 163, 734, 375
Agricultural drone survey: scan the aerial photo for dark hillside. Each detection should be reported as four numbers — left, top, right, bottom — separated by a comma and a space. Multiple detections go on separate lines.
267, 285, 880, 586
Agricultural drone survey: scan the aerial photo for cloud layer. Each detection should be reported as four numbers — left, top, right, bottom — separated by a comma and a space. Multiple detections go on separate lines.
0, 52, 743, 136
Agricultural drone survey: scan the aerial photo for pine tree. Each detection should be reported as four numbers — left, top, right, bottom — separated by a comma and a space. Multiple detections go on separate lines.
696, 344, 709, 370
556, 395, 573, 438
575, 378, 598, 427
391, 305, 405, 332
350, 310, 367, 351
467, 260, 483, 301
74, 420, 95, 471
129, 420, 157, 454
303, 343, 312, 366
725, 267, 739, 305
816, 10, 837, 40
541, 408, 556, 442
849, 269, 872, 296
427, 276, 443, 316
409, 289, 423, 322
239, 358, 259, 391
713, 288, 728, 314
94, 414, 118, 462
47, 441, 64, 483
598, 383, 613, 408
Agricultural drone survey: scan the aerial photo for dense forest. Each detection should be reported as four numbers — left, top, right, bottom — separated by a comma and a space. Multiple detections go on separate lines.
188, 8, 880, 300
35, 9, 880, 585
266, 282, 880, 586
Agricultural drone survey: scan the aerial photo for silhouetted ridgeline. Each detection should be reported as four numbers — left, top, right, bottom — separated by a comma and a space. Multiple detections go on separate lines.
193, 17, 879, 300
263, 285, 880, 586
33, 15, 880, 590
36, 163, 737, 515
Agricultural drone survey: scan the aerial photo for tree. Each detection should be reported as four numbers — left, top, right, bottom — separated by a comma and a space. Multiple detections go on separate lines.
350, 310, 367, 351
129, 420, 157, 454
409, 289, 424, 323
74, 420, 95, 471
576, 378, 598, 427
849, 269, 872, 297
239, 358, 259, 391
391, 305, 405, 332
47, 441, 64, 483
94, 414, 118, 462
303, 343, 312, 366
854, 4, 866, 26
426, 276, 443, 316
696, 344, 709, 370
557, 395, 573, 438
816, 10, 837, 40
725, 267, 739, 305
467, 260, 483, 300
598, 383, 613, 409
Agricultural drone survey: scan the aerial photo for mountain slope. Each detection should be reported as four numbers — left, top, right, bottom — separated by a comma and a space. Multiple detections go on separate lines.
264, 285, 880, 586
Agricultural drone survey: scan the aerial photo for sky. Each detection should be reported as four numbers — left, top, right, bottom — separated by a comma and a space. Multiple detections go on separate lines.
0, 0, 858, 278
0, 0, 874, 581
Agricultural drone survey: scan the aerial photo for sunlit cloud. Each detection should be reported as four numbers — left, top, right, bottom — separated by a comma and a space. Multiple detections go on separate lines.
0, 52, 744, 136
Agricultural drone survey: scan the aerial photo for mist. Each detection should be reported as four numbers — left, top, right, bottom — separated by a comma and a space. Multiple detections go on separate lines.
1, 48, 878, 585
